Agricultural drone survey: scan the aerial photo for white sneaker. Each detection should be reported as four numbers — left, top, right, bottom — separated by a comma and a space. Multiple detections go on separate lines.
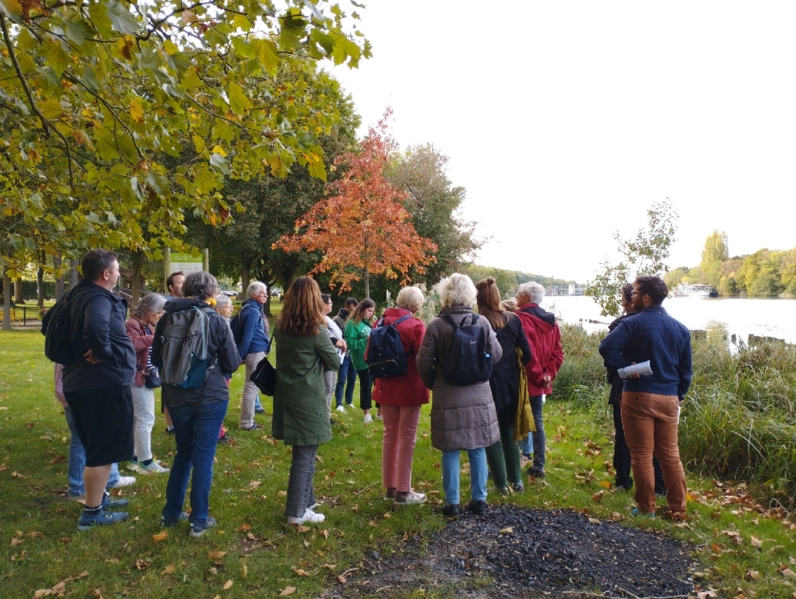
347, 403, 356, 409
375, 413, 383, 420
363, 413, 373, 424
288, 509, 326, 525
140, 460, 170, 474
394, 490, 427, 506
336, 405, 345, 412
112, 476, 137, 488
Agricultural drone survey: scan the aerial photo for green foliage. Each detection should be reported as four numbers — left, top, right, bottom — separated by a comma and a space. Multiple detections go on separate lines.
552, 324, 609, 404
700, 230, 729, 288
461, 264, 574, 299
586, 199, 678, 317
0, 0, 370, 275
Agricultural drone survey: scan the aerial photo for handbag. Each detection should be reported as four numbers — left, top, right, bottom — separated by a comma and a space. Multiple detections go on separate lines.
514, 347, 536, 440
144, 366, 162, 389
251, 355, 276, 396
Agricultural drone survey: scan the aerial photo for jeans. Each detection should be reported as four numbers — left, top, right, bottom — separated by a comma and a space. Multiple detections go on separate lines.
381, 405, 421, 493
621, 392, 686, 514
162, 399, 228, 526
240, 351, 265, 428
334, 354, 356, 407
285, 444, 318, 518
324, 371, 336, 418
442, 448, 487, 505
131, 385, 156, 462
64, 406, 120, 495
357, 369, 373, 411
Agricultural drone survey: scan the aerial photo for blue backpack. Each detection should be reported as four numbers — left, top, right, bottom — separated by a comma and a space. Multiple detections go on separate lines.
367, 315, 413, 378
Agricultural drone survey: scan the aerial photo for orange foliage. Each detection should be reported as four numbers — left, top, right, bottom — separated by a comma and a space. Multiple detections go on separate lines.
275, 109, 436, 292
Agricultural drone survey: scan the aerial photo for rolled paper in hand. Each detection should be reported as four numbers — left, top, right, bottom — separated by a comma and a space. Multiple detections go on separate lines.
618, 360, 653, 379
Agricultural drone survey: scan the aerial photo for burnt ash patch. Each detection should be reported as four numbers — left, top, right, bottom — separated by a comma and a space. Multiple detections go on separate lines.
323, 504, 695, 598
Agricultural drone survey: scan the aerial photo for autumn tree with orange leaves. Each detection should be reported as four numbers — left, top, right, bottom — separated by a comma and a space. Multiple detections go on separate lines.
275, 111, 436, 298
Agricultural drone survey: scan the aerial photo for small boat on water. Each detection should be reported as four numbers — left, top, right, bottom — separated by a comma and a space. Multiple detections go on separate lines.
673, 283, 717, 298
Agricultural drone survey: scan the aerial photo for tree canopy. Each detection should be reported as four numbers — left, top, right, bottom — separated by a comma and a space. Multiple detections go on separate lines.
0, 0, 371, 276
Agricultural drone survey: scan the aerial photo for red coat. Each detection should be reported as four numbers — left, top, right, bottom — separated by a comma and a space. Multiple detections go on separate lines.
371, 308, 430, 407
516, 303, 564, 396
125, 317, 154, 388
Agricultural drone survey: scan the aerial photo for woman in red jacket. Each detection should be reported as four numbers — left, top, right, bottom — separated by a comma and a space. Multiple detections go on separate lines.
372, 287, 429, 505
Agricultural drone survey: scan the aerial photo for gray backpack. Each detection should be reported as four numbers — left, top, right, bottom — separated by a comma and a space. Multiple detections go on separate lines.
159, 306, 214, 388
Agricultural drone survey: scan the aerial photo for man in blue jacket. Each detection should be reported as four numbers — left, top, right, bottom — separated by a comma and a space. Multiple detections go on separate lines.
599, 276, 692, 519
49, 249, 136, 530
237, 281, 270, 430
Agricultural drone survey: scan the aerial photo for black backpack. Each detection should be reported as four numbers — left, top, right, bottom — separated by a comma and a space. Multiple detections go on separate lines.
440, 313, 492, 386
41, 298, 74, 365
367, 315, 413, 378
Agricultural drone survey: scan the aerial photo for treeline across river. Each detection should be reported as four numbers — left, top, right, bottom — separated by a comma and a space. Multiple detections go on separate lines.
556, 323, 796, 510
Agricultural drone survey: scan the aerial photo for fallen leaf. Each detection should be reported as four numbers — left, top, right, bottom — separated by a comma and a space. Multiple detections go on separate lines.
322, 564, 336, 570
591, 491, 605, 503
90, 589, 103, 599
152, 530, 168, 543
499, 527, 514, 535
238, 523, 251, 532
338, 574, 347, 584
10, 538, 23, 547
750, 535, 762, 548
249, 480, 261, 488
598, 480, 612, 488
783, 568, 796, 579
161, 565, 175, 575
241, 565, 248, 578
209, 566, 218, 576
222, 580, 233, 590
746, 570, 760, 580
320, 529, 329, 539
292, 566, 309, 577
279, 586, 297, 596
588, 517, 601, 524
209, 550, 227, 562
134, 559, 150, 570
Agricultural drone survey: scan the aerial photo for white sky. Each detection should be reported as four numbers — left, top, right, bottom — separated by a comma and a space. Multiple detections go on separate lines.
330, 1, 796, 282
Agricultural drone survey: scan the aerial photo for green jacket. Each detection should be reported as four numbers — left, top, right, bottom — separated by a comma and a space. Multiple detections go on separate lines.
344, 318, 372, 372
272, 326, 340, 446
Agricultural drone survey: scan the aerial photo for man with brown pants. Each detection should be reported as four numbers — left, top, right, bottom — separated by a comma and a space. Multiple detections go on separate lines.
599, 276, 692, 518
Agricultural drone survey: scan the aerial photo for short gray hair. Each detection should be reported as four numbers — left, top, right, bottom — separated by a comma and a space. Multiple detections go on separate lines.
518, 282, 545, 304
133, 292, 166, 319
183, 271, 218, 300
437, 273, 476, 308
247, 281, 266, 298
396, 286, 424, 312
215, 293, 232, 309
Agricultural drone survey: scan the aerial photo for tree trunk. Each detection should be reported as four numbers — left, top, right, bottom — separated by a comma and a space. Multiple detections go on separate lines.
130, 251, 144, 305
240, 259, 251, 298
54, 254, 65, 301
37, 252, 45, 306
14, 278, 24, 304
68, 259, 79, 289
364, 265, 370, 299
2, 273, 11, 331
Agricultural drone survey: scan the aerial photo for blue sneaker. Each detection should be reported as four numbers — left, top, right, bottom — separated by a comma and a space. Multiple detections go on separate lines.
631, 508, 656, 518
78, 509, 128, 531
160, 512, 189, 527
190, 517, 217, 537
102, 495, 129, 510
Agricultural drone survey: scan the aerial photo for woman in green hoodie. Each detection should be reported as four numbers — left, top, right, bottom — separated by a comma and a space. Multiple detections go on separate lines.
344, 298, 376, 424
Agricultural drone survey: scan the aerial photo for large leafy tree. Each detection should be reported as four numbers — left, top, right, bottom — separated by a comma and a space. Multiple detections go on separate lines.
275, 111, 436, 298
0, 0, 370, 277
386, 144, 480, 286
586, 199, 678, 317
700, 230, 729, 288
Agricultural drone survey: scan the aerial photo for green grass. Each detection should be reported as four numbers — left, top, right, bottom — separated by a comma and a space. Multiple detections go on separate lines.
2, 328, 796, 598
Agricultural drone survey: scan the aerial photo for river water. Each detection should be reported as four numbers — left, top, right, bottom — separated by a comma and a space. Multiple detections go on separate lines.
541, 295, 796, 344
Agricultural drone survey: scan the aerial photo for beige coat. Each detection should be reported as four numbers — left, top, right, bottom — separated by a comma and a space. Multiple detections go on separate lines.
416, 305, 503, 452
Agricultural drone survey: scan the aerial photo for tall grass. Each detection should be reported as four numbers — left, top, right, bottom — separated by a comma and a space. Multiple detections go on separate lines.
558, 323, 796, 509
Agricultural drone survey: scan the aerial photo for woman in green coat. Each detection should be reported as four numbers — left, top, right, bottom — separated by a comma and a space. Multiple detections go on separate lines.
272, 277, 341, 525
343, 298, 376, 423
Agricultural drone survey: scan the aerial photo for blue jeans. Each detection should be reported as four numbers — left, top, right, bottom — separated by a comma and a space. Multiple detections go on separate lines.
162, 400, 228, 525
64, 406, 119, 496
334, 354, 356, 407
441, 448, 487, 505
529, 395, 546, 470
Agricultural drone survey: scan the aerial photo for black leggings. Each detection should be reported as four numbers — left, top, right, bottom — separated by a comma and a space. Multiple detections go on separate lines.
357, 369, 375, 410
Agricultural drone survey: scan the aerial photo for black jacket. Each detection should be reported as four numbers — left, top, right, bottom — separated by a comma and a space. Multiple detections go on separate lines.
152, 298, 241, 408
489, 312, 533, 412
56, 280, 136, 393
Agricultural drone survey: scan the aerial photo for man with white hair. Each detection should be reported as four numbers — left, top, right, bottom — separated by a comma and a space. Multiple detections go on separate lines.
516, 282, 564, 479
236, 281, 271, 430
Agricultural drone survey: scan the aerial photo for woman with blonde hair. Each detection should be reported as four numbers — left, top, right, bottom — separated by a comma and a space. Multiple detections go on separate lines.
344, 298, 377, 423
476, 277, 532, 495
372, 286, 429, 505
272, 277, 341, 525
416, 273, 503, 517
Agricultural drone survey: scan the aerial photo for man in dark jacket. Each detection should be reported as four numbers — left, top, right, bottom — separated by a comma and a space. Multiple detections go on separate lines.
236, 281, 270, 430
47, 249, 136, 530
599, 276, 692, 518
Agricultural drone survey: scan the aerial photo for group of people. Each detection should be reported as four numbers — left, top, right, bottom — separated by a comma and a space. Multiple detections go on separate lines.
46, 247, 692, 534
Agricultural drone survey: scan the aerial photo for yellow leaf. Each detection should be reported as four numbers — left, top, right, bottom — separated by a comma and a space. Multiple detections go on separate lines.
222, 580, 233, 590
161, 565, 175, 575
130, 98, 144, 123
209, 550, 227, 561
279, 587, 297, 597
152, 530, 168, 543
598, 480, 612, 488
241, 565, 248, 578
211, 145, 227, 158
322, 564, 336, 570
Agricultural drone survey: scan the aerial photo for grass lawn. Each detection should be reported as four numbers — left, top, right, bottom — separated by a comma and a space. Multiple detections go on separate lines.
1, 328, 795, 598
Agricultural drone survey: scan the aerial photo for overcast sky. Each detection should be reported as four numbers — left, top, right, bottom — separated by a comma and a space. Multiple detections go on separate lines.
330, 1, 796, 282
